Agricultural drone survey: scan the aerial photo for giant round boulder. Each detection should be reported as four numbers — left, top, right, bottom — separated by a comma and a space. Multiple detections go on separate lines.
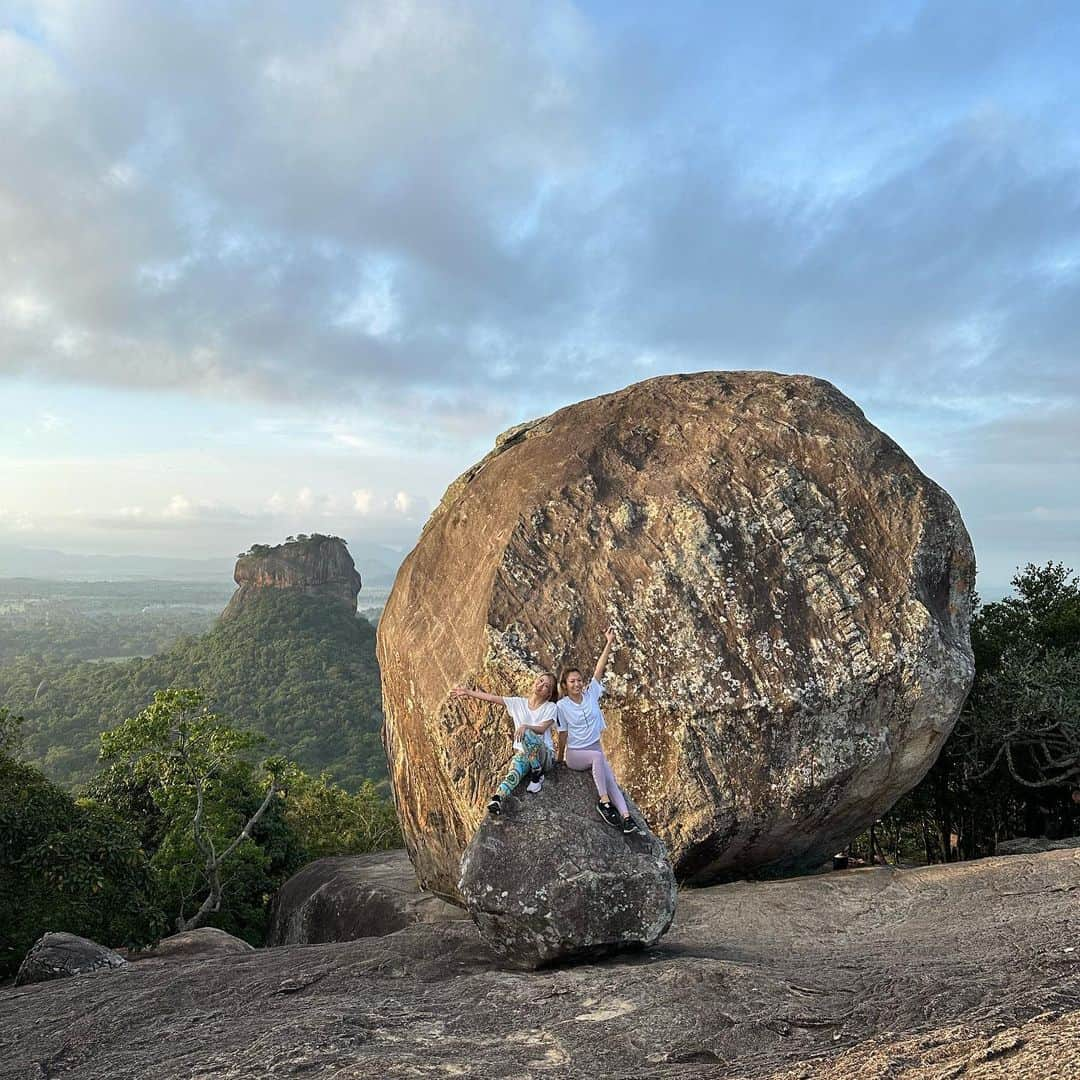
377, 372, 975, 899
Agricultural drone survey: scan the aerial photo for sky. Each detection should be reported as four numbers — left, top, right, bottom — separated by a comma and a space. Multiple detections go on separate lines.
1, 0, 1078, 594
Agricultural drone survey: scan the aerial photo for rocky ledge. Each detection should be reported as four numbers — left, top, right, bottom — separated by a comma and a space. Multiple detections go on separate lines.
5, 848, 1077, 1078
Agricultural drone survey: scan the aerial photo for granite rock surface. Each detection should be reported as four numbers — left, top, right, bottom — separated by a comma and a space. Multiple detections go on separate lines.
459, 766, 676, 967
266, 849, 468, 946
378, 371, 975, 898
132, 927, 254, 961
6, 848, 1077, 1078
14, 931, 127, 986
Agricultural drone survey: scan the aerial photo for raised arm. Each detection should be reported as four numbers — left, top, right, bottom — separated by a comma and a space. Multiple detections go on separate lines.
593, 626, 616, 683
450, 686, 504, 705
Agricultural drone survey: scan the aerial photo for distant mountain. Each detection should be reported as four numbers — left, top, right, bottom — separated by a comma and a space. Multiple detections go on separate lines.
0, 538, 390, 791
1, 589, 386, 791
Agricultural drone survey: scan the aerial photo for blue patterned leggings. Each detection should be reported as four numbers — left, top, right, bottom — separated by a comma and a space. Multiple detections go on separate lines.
496, 730, 554, 798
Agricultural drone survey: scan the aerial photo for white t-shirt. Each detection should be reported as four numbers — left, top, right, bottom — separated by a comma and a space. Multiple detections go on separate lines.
502, 697, 557, 752
555, 678, 606, 749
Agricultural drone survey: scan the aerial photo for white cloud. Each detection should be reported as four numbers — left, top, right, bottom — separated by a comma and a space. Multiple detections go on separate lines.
162, 494, 193, 519
352, 488, 374, 514
1, 0, 1079, 583
0, 506, 36, 532
1, 291, 50, 328
37, 411, 67, 432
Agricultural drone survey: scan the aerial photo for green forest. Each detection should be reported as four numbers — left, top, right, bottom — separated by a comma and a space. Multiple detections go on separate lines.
1, 695, 400, 979
0, 590, 386, 791
0, 578, 230, 662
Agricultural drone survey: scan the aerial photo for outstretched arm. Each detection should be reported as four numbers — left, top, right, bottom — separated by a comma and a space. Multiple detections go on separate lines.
450, 686, 504, 705
593, 626, 616, 683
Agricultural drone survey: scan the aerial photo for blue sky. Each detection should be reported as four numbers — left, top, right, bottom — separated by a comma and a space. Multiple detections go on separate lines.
1, 0, 1078, 592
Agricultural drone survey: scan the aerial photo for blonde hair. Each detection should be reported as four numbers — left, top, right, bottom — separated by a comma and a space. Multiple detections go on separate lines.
538, 671, 559, 703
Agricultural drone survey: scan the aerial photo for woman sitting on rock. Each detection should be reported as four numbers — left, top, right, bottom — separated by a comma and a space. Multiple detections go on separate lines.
451, 673, 558, 816
557, 628, 639, 835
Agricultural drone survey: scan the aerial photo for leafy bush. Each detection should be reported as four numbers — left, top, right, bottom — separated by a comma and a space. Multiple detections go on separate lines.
0, 752, 163, 980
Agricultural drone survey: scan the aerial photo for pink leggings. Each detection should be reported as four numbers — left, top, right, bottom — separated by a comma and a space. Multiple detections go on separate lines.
564, 740, 628, 818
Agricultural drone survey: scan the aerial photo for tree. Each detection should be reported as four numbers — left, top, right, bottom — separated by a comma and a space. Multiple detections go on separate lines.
280, 769, 401, 858
99, 689, 288, 932
866, 561, 1080, 863
0, 705, 24, 757
953, 648, 1080, 789
0, 740, 162, 978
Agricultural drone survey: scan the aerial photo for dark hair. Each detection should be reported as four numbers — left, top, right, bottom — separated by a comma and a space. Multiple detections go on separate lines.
559, 667, 583, 694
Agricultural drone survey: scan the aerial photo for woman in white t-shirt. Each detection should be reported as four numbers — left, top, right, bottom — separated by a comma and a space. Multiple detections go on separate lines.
556, 627, 639, 835
451, 672, 557, 815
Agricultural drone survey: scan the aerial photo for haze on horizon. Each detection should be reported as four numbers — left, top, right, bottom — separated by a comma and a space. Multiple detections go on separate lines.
2, 1, 1078, 595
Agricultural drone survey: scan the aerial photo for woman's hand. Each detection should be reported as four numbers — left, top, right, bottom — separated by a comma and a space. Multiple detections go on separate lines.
450, 686, 471, 699
514, 725, 528, 742
594, 626, 616, 682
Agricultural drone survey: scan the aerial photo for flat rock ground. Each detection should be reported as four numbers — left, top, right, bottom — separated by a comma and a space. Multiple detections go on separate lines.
3, 849, 1077, 1080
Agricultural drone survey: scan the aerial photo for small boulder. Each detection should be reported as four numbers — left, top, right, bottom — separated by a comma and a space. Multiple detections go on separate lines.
266, 849, 468, 946
133, 927, 255, 961
458, 767, 676, 969
15, 932, 127, 986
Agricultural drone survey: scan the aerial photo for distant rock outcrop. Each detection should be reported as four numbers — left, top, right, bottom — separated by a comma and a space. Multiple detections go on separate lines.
378, 371, 975, 900
223, 535, 362, 618
459, 767, 676, 968
15, 931, 127, 986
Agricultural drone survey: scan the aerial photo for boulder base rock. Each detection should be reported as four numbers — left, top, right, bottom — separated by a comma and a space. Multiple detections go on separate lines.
266, 849, 468, 946
224, 535, 362, 619
15, 931, 127, 986
133, 927, 254, 961
458, 767, 676, 968
378, 372, 975, 899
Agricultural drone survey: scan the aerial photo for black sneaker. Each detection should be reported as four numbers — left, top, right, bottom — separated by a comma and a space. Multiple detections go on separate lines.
621, 816, 640, 835
596, 799, 621, 827
487, 795, 503, 815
